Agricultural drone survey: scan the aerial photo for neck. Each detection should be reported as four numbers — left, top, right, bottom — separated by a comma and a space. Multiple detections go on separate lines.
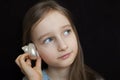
46, 66, 70, 80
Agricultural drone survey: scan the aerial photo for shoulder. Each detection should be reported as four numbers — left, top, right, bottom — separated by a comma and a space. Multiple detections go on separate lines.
85, 65, 105, 80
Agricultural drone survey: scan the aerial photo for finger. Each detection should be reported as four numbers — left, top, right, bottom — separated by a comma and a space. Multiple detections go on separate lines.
35, 56, 41, 69
15, 54, 22, 67
15, 54, 28, 74
20, 58, 31, 74
19, 53, 31, 68
19, 53, 29, 63
26, 58, 32, 66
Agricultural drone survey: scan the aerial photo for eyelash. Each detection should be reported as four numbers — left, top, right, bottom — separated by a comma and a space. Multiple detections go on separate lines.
43, 29, 72, 44
43, 37, 54, 44
64, 29, 71, 36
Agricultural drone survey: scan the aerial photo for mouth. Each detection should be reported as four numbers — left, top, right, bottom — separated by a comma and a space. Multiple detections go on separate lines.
58, 52, 71, 60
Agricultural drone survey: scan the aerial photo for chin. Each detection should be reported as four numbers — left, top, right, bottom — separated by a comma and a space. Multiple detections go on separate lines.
58, 60, 74, 68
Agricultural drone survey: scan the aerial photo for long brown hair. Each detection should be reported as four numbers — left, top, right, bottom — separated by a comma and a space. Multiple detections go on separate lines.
22, 0, 87, 80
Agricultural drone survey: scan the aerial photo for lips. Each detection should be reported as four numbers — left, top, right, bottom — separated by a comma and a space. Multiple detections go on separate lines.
58, 53, 71, 60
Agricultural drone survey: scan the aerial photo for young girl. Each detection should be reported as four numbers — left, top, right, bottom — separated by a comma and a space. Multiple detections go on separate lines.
15, 0, 104, 80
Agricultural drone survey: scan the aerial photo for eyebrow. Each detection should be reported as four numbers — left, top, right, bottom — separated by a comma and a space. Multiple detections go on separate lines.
38, 24, 71, 41
62, 24, 71, 29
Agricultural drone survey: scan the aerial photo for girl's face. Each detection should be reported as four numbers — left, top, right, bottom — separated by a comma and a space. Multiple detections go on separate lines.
32, 11, 78, 68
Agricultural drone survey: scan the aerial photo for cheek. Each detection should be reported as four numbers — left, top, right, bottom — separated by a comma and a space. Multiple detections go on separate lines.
73, 36, 78, 49
67, 34, 78, 51
71, 38, 78, 54
40, 53, 57, 66
37, 46, 57, 62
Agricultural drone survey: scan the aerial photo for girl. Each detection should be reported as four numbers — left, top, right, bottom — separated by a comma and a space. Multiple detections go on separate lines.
15, 0, 104, 80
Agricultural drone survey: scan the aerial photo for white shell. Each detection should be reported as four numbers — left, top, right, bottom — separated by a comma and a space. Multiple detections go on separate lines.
22, 43, 39, 57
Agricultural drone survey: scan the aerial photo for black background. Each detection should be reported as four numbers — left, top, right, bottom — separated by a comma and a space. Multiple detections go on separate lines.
0, 0, 120, 80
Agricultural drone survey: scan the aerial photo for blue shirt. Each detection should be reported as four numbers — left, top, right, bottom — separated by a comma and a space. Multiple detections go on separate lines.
22, 70, 50, 80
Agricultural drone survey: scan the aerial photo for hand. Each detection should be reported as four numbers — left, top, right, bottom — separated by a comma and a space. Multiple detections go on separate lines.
15, 53, 42, 80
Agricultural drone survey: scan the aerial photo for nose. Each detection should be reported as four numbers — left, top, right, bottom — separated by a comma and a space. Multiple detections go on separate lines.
57, 38, 68, 51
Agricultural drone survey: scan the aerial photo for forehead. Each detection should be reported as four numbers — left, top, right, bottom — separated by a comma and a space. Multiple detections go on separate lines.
32, 11, 71, 35
40, 11, 69, 26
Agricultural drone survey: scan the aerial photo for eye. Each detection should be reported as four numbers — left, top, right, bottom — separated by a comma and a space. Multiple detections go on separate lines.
64, 29, 71, 36
43, 37, 53, 44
